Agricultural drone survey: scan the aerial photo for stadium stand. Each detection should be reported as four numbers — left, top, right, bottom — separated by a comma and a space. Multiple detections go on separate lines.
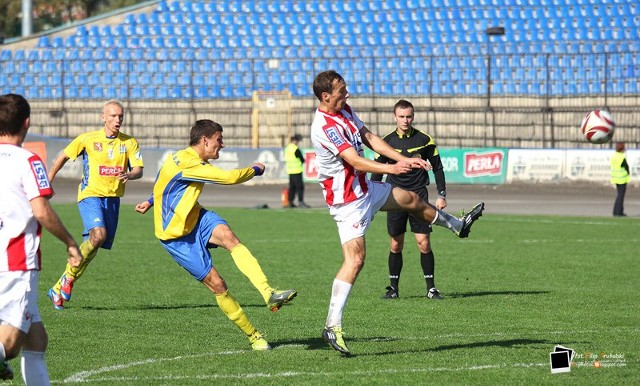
0, 0, 638, 100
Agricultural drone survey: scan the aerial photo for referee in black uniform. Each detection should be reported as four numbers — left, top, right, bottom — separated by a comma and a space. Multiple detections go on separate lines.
371, 99, 447, 300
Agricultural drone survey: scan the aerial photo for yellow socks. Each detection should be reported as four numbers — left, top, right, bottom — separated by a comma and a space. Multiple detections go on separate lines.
52, 240, 97, 293
215, 290, 256, 337
229, 243, 272, 303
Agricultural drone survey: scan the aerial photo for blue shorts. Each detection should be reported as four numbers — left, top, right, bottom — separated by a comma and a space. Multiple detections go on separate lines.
78, 197, 120, 250
160, 209, 228, 281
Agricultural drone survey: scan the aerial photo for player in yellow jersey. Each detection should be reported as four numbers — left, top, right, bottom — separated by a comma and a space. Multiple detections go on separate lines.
135, 119, 296, 350
46, 100, 144, 310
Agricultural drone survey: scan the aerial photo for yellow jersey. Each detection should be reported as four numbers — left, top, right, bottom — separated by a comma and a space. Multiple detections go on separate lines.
64, 129, 143, 201
152, 147, 256, 240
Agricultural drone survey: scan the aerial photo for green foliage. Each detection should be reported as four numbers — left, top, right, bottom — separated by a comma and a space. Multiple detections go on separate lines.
0, 0, 142, 39
21, 205, 639, 384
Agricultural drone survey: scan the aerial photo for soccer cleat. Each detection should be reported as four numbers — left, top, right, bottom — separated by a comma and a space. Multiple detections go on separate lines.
48, 288, 64, 310
322, 326, 351, 356
382, 286, 399, 299
456, 202, 485, 238
427, 288, 444, 300
59, 273, 75, 301
249, 331, 272, 351
267, 289, 297, 312
0, 361, 14, 380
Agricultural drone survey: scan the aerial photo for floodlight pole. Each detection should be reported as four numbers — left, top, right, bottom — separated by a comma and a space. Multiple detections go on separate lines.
485, 27, 505, 108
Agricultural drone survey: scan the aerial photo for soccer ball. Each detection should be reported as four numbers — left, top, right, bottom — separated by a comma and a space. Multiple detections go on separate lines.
580, 109, 615, 144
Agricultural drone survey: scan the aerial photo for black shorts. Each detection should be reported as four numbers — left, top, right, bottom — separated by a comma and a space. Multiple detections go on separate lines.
386, 189, 432, 236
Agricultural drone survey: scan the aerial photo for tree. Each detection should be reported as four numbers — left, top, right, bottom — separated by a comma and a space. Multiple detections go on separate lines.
0, 0, 142, 40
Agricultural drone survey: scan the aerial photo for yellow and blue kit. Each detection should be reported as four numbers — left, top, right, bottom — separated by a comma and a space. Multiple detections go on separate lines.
63, 129, 144, 201
151, 147, 257, 241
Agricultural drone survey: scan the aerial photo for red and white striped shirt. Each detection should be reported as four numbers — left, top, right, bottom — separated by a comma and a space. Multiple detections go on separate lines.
311, 104, 369, 206
0, 143, 53, 272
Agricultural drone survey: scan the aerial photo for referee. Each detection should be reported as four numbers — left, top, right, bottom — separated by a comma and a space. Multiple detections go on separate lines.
371, 99, 447, 300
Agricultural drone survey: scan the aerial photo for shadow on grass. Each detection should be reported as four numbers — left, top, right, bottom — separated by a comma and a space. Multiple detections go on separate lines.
422, 290, 552, 299
76, 302, 297, 311
271, 337, 554, 357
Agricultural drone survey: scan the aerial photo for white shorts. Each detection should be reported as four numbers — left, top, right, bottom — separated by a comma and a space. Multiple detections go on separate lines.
0, 270, 41, 333
329, 180, 392, 244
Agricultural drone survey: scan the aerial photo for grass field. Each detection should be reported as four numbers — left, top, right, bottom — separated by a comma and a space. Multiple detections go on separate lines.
18, 204, 639, 384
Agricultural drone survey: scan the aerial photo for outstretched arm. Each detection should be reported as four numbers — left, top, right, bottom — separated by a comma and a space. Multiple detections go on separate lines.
47, 152, 71, 182
30, 196, 83, 267
360, 127, 431, 171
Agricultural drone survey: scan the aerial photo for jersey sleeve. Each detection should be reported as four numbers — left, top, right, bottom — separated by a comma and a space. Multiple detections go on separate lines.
24, 154, 53, 200
181, 162, 255, 185
126, 138, 144, 169
63, 133, 87, 160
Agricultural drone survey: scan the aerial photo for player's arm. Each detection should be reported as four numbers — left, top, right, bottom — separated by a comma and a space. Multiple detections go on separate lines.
183, 163, 261, 185
340, 147, 411, 176
135, 194, 154, 214
47, 151, 71, 182
30, 196, 83, 267
360, 126, 431, 171
427, 144, 447, 209
117, 166, 143, 183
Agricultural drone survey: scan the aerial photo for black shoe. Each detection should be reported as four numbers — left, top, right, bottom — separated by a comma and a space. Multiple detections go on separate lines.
613, 213, 627, 217
298, 202, 311, 208
382, 286, 399, 299
427, 288, 444, 300
457, 202, 485, 238
287, 202, 297, 208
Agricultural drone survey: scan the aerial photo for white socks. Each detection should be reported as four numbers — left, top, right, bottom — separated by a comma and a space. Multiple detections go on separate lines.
325, 278, 352, 328
431, 209, 463, 233
21, 350, 50, 386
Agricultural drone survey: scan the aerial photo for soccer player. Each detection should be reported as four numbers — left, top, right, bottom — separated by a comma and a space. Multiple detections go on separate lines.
0, 93, 83, 383
371, 99, 448, 300
135, 119, 296, 350
46, 99, 144, 310
310, 70, 484, 356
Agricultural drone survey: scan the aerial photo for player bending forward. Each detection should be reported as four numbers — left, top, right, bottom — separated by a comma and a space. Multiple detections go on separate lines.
310, 71, 485, 356
136, 119, 296, 350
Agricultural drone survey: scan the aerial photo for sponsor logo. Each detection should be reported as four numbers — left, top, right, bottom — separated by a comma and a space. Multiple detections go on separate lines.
94, 142, 103, 151
464, 151, 504, 177
352, 219, 368, 229
99, 165, 124, 176
325, 126, 345, 147
30, 159, 51, 189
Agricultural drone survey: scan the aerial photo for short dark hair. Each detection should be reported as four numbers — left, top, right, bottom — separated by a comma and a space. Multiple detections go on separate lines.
394, 99, 414, 113
0, 94, 30, 136
190, 119, 223, 146
312, 70, 344, 100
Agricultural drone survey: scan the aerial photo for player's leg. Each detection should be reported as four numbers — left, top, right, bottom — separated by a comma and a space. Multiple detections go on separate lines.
323, 236, 365, 356
21, 322, 50, 385
0, 323, 25, 380
207, 215, 296, 311
382, 187, 484, 238
201, 268, 270, 350
50, 198, 116, 306
383, 210, 407, 299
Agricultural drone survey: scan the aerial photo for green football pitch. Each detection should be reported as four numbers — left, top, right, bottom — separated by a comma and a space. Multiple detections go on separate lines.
22, 204, 639, 384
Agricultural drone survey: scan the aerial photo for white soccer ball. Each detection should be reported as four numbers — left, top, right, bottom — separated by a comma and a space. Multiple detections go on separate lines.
581, 109, 615, 144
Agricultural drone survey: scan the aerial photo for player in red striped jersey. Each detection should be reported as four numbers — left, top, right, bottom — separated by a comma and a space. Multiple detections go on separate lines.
310, 71, 485, 355
0, 94, 83, 383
